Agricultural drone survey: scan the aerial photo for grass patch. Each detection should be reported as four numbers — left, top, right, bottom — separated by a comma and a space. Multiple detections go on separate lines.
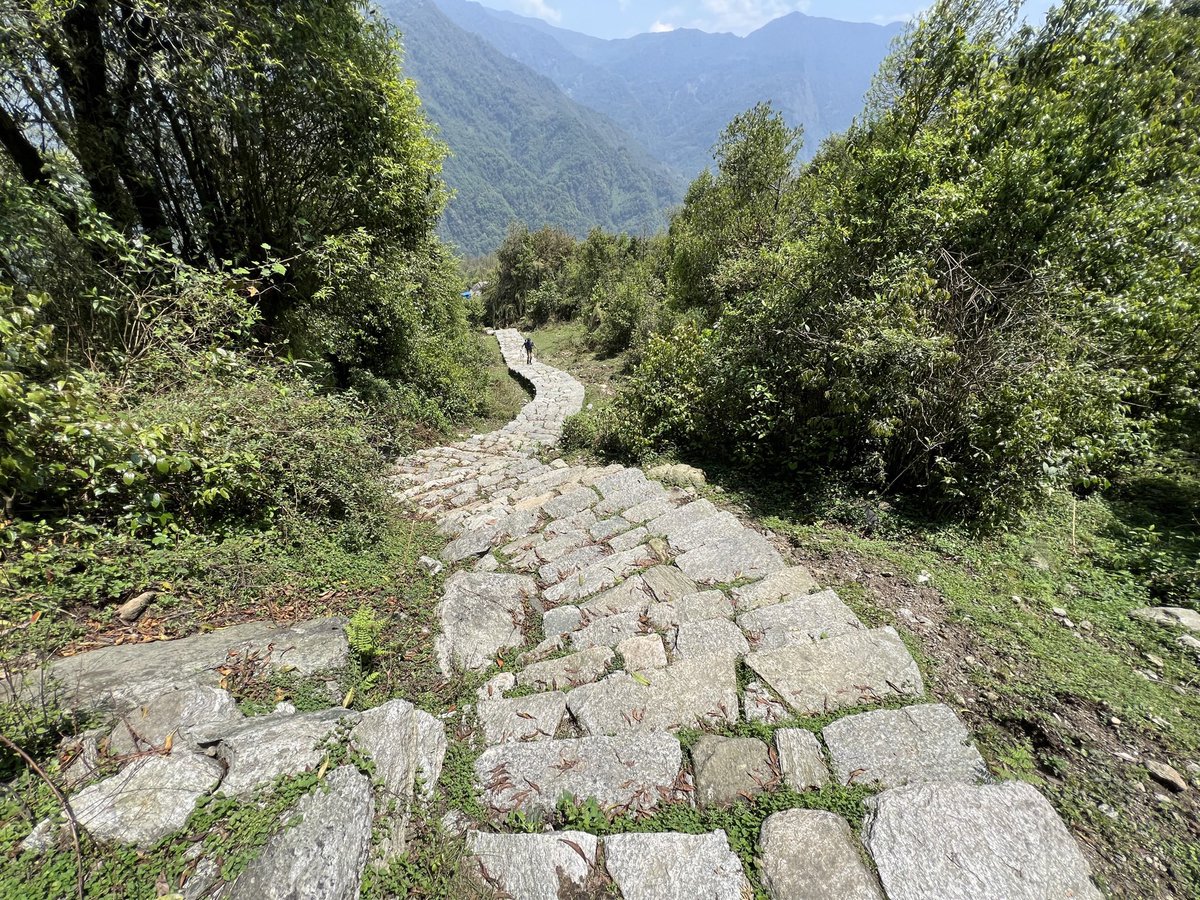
527, 321, 631, 407
459, 333, 532, 437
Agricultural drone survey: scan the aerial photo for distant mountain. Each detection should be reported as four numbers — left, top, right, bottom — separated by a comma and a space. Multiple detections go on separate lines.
382, 0, 685, 256
434, 0, 904, 176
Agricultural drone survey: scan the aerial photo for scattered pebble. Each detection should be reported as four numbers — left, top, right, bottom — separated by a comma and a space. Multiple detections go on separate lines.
1144, 653, 1165, 669
1052, 607, 1069, 618
1079, 620, 1093, 632
1097, 802, 1118, 820
917, 571, 932, 584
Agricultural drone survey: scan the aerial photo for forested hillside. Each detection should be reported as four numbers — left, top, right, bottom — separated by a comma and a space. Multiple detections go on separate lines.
435, 0, 903, 176
382, 0, 684, 255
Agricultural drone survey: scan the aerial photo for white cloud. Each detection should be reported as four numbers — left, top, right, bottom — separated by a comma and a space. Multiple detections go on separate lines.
691, 0, 812, 34
650, 19, 677, 32
515, 0, 562, 23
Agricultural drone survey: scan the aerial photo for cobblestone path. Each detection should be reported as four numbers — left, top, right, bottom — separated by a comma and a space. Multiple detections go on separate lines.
390, 329, 1104, 900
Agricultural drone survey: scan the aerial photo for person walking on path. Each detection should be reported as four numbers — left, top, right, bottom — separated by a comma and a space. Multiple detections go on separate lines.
524, 336, 534, 365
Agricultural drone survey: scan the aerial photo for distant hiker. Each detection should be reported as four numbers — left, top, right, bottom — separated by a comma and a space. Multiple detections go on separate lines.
524, 337, 534, 364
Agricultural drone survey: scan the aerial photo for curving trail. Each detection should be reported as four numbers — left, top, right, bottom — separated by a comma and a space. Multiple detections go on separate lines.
390, 329, 1104, 900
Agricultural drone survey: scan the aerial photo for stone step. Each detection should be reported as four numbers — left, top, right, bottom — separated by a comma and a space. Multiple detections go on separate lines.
474, 732, 684, 817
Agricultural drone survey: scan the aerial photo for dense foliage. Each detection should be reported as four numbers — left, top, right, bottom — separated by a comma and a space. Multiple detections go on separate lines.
571, 0, 1200, 521
0, 1, 483, 658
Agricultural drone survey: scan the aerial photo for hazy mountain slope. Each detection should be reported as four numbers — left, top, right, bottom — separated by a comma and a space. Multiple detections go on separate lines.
382, 0, 684, 255
434, 0, 903, 175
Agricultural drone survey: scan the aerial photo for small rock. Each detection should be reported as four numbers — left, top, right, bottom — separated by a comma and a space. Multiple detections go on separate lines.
117, 590, 159, 623
419, 555, 444, 577
1146, 760, 1188, 793
1079, 620, 1094, 632
1097, 802, 1118, 820
1178, 634, 1200, 653
916, 572, 932, 585
1130, 607, 1200, 633
476, 672, 516, 700
742, 681, 790, 725
1052, 607, 1069, 618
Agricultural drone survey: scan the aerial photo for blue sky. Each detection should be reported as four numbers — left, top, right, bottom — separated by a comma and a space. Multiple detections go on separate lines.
472, 0, 1057, 37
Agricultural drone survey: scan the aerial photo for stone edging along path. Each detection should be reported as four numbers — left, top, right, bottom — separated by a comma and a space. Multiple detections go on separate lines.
17, 329, 1103, 899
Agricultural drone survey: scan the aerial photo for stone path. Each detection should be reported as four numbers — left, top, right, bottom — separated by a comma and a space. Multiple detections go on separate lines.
16, 328, 1104, 899
387, 329, 1105, 899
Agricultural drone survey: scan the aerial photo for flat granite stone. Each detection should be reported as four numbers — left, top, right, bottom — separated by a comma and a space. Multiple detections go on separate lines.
737, 589, 863, 649
647, 590, 733, 630
666, 511, 744, 552
517, 647, 614, 691
603, 831, 751, 900
674, 619, 750, 659
467, 831, 599, 899
742, 680, 791, 725
691, 735, 777, 807
640, 565, 698, 602
70, 751, 222, 847
609, 526, 650, 553
746, 627, 924, 716
107, 684, 244, 755
476, 692, 568, 743
675, 530, 786, 584
543, 545, 656, 604
219, 707, 356, 797
475, 732, 682, 816
775, 729, 830, 790
539, 546, 609, 584
863, 782, 1102, 900
435, 572, 536, 674
352, 699, 446, 808
760, 810, 883, 900
617, 634, 669, 673
580, 577, 651, 617
542, 605, 582, 638
541, 486, 599, 520
228, 766, 374, 900
36, 618, 348, 714
566, 654, 738, 735
822, 704, 987, 788
732, 567, 821, 613
644, 500, 720, 544
570, 610, 646, 650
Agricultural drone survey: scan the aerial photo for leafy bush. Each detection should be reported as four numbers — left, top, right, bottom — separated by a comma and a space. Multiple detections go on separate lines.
592, 0, 1200, 521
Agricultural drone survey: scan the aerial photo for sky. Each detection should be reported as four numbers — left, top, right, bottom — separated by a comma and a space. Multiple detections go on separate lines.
471, 0, 1058, 37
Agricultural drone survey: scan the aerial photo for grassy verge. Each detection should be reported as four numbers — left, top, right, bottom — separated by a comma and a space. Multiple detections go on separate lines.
457, 333, 532, 437
526, 321, 631, 408
693, 460, 1200, 900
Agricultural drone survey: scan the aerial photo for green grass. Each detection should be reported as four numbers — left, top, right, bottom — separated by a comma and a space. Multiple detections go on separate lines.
697, 460, 1200, 900
526, 321, 632, 408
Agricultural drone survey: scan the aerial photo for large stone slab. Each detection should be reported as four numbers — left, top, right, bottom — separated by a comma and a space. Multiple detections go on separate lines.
475, 732, 682, 815
863, 782, 1102, 900
228, 766, 374, 900
476, 693, 568, 743
566, 654, 738, 735
822, 704, 987, 788
674, 619, 750, 659
352, 699, 446, 810
737, 589, 864, 649
541, 487, 599, 520
70, 752, 222, 847
691, 735, 777, 807
466, 831, 600, 899
746, 627, 924, 716
603, 831, 751, 900
107, 684, 244, 755
732, 567, 821, 613
675, 530, 786, 584
517, 647, 614, 691
37, 618, 348, 714
435, 572, 536, 674
1130, 606, 1200, 633
760, 810, 884, 900
644, 500, 720, 544
218, 708, 356, 797
570, 610, 646, 650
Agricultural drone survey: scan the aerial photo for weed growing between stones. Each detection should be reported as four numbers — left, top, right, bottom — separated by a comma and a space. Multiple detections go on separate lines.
549, 785, 877, 899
